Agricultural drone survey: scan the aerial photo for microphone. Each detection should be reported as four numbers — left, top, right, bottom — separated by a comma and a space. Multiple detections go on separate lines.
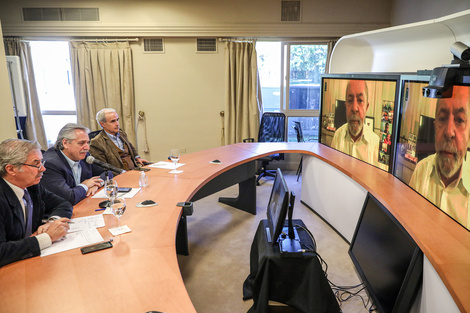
86, 156, 125, 174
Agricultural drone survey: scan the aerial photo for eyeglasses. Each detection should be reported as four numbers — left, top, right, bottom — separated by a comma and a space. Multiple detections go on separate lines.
16, 160, 46, 170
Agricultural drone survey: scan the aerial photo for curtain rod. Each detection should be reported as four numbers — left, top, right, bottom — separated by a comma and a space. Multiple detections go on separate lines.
219, 38, 255, 43
69, 38, 139, 42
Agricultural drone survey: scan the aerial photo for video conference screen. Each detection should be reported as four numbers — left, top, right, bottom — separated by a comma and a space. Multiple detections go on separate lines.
394, 78, 470, 231
320, 75, 399, 172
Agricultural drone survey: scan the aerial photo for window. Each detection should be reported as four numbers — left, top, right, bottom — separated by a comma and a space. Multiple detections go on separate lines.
257, 42, 327, 142
30, 41, 77, 147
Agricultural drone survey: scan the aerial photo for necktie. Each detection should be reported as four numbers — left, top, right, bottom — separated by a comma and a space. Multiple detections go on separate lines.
23, 189, 34, 238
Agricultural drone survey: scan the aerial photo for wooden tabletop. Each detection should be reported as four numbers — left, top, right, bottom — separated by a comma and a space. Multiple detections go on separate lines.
0, 143, 469, 313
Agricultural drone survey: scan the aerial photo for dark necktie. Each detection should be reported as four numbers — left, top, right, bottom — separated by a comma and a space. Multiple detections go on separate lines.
23, 189, 34, 238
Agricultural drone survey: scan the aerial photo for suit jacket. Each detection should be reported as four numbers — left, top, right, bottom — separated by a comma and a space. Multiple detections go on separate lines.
89, 130, 138, 175
42, 148, 109, 205
0, 179, 73, 267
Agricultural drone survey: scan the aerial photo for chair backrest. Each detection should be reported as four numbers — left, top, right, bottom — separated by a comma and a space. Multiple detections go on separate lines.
258, 112, 286, 143
88, 130, 101, 140
293, 121, 304, 143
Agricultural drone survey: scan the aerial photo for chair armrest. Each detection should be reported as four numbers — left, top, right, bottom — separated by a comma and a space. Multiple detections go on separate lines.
243, 138, 255, 143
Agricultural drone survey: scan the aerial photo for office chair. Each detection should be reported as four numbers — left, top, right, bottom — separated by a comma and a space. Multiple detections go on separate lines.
88, 130, 101, 140
245, 112, 286, 185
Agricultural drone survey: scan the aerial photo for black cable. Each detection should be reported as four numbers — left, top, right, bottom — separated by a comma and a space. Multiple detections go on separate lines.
294, 223, 375, 311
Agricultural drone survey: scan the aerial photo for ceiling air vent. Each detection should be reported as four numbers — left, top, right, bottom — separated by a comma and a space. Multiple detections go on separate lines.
143, 38, 164, 54
23, 7, 99, 21
197, 38, 217, 53
281, 0, 301, 22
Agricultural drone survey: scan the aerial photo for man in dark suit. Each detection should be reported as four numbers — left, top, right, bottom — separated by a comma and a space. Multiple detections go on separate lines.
89, 108, 148, 175
42, 123, 108, 205
0, 139, 72, 267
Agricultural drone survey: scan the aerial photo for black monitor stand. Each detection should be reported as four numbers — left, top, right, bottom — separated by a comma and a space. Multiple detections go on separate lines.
279, 194, 302, 257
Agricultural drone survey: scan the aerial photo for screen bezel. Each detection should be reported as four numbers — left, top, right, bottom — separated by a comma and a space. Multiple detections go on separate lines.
348, 193, 423, 313
320, 73, 402, 174
266, 168, 290, 244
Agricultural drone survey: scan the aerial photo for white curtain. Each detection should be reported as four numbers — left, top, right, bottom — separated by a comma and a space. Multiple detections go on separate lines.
4, 38, 47, 148
224, 41, 262, 145
69, 41, 136, 144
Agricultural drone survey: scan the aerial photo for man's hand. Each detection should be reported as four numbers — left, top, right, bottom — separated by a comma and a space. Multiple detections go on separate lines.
86, 185, 99, 197
82, 176, 104, 189
136, 157, 149, 166
40, 218, 70, 242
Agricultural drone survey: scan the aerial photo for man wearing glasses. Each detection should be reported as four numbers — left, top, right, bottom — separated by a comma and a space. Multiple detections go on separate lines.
0, 139, 72, 267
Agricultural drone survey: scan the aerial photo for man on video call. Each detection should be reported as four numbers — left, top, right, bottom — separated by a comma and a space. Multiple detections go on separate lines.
409, 85, 470, 229
331, 80, 380, 165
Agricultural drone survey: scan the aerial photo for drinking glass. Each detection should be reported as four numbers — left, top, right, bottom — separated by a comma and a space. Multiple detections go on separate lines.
111, 198, 127, 231
105, 178, 118, 207
169, 148, 182, 174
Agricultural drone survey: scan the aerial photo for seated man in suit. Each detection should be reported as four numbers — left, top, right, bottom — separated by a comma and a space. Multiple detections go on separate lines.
0, 139, 72, 267
42, 123, 108, 205
89, 108, 148, 175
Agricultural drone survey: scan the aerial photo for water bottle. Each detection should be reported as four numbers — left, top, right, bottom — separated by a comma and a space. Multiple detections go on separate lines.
139, 171, 149, 187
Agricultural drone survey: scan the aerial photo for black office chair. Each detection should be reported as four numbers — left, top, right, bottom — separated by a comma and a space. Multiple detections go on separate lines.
245, 112, 286, 185
88, 130, 101, 140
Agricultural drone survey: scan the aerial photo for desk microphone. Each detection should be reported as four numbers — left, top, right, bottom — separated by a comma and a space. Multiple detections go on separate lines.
86, 156, 125, 174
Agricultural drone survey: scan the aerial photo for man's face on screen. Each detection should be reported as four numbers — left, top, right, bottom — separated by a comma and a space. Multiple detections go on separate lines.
345, 80, 369, 141
434, 85, 470, 183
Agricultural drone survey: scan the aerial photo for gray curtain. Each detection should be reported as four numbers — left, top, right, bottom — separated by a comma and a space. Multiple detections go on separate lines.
224, 41, 262, 145
325, 39, 339, 74
69, 41, 136, 145
4, 38, 47, 148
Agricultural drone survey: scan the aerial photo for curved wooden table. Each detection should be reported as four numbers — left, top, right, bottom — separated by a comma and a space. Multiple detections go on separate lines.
0, 143, 468, 313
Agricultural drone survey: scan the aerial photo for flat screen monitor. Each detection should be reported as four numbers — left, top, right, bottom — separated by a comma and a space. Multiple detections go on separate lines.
349, 193, 423, 313
266, 168, 289, 244
320, 74, 400, 173
393, 75, 470, 231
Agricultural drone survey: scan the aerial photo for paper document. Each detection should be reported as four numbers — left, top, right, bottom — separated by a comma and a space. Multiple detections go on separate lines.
41, 228, 104, 257
149, 161, 185, 170
68, 215, 105, 233
92, 187, 141, 199
108, 225, 132, 236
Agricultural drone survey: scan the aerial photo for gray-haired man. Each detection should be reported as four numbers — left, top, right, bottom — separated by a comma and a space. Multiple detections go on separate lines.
42, 123, 109, 205
0, 139, 72, 267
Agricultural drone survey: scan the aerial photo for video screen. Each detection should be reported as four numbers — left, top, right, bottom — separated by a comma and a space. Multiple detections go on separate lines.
320, 75, 399, 172
349, 193, 423, 313
394, 78, 470, 231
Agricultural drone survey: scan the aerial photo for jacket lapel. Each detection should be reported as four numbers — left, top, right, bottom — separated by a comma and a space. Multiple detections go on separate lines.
55, 149, 76, 187
102, 132, 124, 166
0, 179, 26, 236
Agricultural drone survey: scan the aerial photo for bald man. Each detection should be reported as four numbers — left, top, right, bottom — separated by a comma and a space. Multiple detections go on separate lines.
331, 80, 380, 165
410, 85, 470, 229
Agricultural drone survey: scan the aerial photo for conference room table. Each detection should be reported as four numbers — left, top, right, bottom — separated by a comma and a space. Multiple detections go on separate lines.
0, 142, 469, 313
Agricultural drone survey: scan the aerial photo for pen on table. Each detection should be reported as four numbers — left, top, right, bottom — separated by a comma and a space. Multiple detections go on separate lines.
95, 208, 106, 211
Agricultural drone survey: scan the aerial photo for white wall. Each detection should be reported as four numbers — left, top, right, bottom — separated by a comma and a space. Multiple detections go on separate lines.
131, 38, 225, 160
391, 0, 470, 26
